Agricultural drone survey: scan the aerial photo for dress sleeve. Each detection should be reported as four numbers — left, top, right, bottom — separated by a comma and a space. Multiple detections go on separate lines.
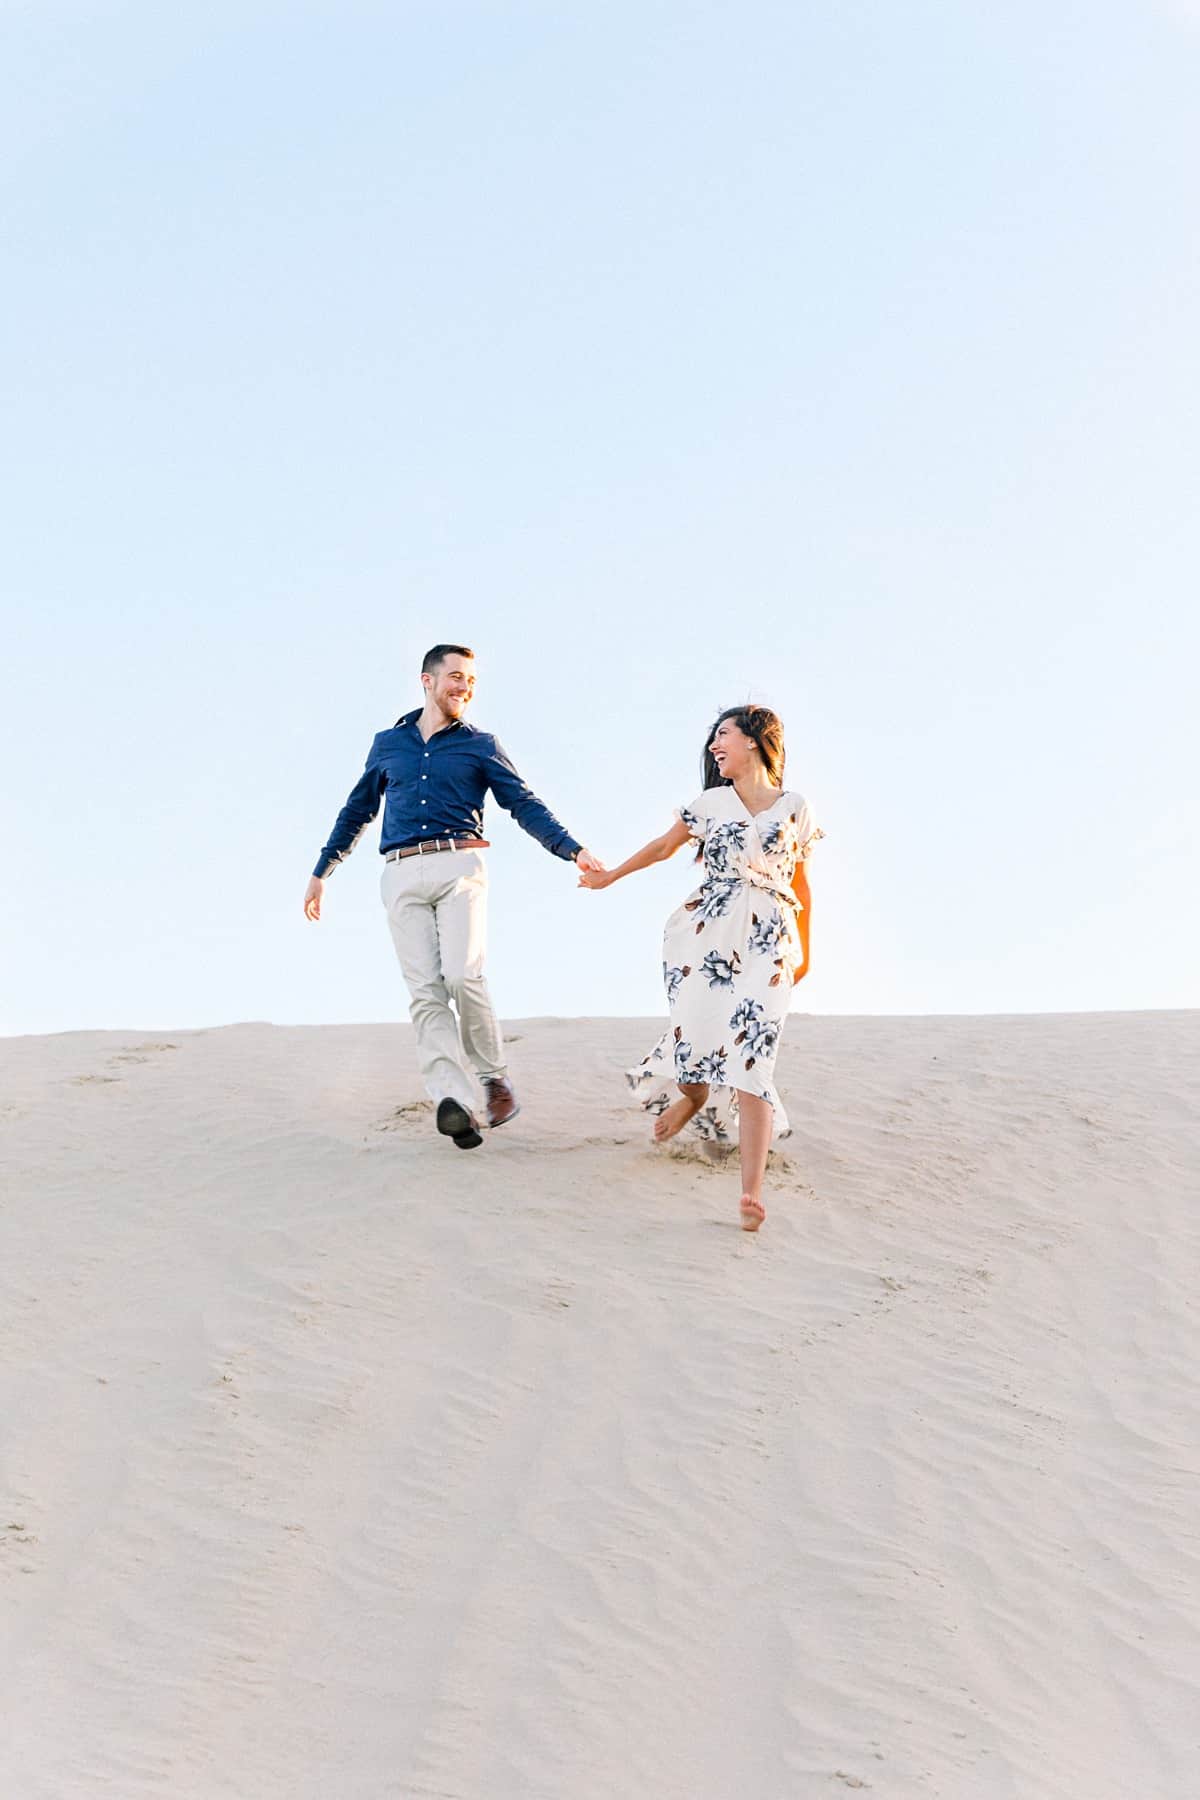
675, 794, 708, 844
791, 796, 825, 862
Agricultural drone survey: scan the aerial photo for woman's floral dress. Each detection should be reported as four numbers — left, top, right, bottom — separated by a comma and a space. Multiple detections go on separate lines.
627, 787, 823, 1144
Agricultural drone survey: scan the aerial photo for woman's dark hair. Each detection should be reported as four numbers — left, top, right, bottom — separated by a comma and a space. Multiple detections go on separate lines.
702, 705, 786, 790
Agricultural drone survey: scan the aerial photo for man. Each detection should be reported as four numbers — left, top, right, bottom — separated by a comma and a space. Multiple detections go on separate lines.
304, 644, 602, 1150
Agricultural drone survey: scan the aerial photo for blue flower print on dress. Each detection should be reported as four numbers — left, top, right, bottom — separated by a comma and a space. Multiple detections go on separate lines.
672, 1027, 702, 1084
741, 1016, 779, 1069
729, 996, 766, 1038
692, 1104, 733, 1144
730, 996, 777, 1064
748, 909, 785, 957
626, 1035, 669, 1092
685, 877, 739, 933
700, 948, 741, 990
693, 1046, 729, 1086
704, 819, 748, 875
663, 962, 692, 1004
758, 815, 790, 856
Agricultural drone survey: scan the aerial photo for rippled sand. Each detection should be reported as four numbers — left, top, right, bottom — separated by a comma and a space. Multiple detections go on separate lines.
2, 1013, 1197, 1798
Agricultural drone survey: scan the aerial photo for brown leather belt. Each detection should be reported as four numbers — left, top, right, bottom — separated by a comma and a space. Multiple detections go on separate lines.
384, 837, 490, 862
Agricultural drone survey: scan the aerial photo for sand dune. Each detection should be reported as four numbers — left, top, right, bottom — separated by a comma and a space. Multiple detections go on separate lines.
1, 1013, 1197, 1799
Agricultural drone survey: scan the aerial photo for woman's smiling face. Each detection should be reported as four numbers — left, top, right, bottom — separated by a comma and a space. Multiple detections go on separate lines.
709, 717, 758, 781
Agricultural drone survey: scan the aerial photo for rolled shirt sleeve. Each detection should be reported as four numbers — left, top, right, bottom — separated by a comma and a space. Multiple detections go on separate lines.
312, 739, 386, 878
484, 736, 582, 862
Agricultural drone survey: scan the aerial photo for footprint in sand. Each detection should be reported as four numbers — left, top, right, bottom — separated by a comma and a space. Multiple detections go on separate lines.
374, 1100, 434, 1135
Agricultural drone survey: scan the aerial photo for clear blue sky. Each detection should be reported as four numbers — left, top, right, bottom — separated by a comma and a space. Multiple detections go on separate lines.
3, 0, 1197, 1035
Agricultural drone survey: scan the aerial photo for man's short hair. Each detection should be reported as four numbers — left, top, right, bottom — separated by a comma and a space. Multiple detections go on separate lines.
422, 643, 474, 676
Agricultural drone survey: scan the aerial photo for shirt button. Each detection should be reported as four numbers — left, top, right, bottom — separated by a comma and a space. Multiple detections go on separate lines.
422, 774, 427, 780
421, 799, 426, 805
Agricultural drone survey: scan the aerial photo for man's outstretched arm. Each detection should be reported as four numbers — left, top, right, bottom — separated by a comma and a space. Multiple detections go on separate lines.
303, 746, 385, 920
483, 737, 602, 869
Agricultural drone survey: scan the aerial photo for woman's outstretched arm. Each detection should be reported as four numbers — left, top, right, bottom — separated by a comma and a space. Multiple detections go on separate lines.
578, 817, 691, 890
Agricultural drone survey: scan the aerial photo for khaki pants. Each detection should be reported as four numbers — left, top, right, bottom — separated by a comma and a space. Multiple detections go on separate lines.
381, 848, 506, 1110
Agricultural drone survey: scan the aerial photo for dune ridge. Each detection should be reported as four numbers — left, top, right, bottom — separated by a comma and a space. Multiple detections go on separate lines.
1, 1012, 1197, 1798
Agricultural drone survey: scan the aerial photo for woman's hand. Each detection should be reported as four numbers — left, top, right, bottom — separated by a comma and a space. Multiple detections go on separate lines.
579, 818, 688, 892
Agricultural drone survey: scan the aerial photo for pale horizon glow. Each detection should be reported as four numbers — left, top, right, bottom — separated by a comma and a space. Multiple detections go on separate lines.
3, 1, 1197, 1036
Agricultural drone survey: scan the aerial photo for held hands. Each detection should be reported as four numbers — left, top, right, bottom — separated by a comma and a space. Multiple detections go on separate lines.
303, 877, 324, 921
575, 847, 612, 890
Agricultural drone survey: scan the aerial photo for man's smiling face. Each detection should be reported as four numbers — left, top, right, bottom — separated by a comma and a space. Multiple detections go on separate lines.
425, 653, 476, 720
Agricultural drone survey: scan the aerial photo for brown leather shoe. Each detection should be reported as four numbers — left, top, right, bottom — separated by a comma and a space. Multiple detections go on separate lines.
483, 1077, 520, 1129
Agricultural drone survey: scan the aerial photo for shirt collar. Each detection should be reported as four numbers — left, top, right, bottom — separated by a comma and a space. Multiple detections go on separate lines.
392, 707, 476, 737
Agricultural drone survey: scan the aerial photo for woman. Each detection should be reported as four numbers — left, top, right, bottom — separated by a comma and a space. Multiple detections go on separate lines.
579, 705, 822, 1232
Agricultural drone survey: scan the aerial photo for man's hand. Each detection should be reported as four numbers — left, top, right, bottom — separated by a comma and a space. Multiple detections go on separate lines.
575, 847, 606, 874
303, 876, 325, 922
578, 864, 613, 891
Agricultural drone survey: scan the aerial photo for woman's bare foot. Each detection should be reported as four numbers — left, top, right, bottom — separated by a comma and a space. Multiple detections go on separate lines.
653, 1085, 709, 1143
739, 1194, 766, 1232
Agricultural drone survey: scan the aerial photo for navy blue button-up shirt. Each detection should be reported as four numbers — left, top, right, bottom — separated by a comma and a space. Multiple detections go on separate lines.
313, 710, 582, 878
